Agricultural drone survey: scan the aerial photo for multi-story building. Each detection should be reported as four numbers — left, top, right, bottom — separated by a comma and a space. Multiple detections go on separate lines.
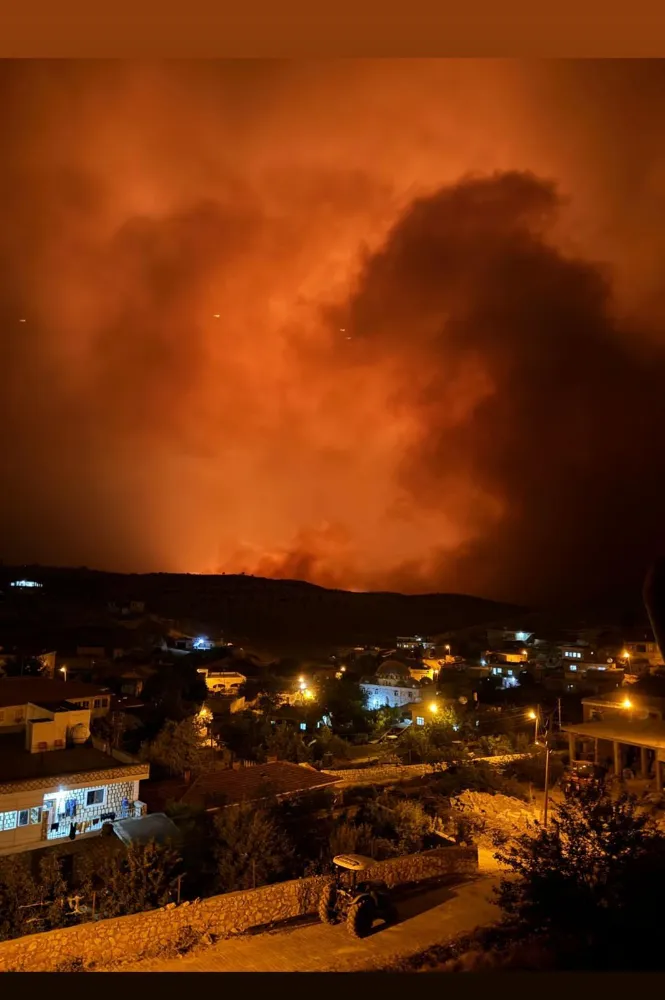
360, 660, 424, 710
0, 679, 149, 856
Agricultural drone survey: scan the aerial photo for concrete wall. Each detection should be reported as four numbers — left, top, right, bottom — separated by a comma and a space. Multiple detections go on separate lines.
0, 846, 477, 971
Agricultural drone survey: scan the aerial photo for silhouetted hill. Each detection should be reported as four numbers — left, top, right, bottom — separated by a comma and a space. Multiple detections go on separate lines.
0, 565, 526, 651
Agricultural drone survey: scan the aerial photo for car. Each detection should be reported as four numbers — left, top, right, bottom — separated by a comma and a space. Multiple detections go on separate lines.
318, 853, 398, 938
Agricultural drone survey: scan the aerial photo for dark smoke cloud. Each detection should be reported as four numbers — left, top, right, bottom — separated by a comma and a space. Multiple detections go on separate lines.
2, 60, 665, 605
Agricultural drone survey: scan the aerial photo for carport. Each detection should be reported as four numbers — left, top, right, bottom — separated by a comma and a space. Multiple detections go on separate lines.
562, 718, 665, 788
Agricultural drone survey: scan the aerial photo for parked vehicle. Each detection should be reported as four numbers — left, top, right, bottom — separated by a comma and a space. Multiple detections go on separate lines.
318, 854, 397, 938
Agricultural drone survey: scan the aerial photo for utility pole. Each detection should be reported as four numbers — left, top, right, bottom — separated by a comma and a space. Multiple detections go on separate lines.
541, 707, 556, 829
557, 697, 562, 730
543, 737, 551, 828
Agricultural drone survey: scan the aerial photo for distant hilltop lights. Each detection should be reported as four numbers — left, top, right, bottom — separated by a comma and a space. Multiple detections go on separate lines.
10, 579, 42, 588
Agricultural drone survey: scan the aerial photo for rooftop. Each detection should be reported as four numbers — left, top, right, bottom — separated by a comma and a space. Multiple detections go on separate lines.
0, 678, 110, 709
563, 718, 665, 751
113, 813, 181, 847
0, 732, 144, 786
142, 760, 341, 812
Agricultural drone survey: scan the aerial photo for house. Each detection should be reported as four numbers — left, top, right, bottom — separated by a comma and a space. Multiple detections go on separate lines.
0, 648, 57, 679
360, 660, 424, 710
581, 689, 665, 724
486, 663, 522, 689
563, 690, 665, 790
396, 636, 435, 655
197, 667, 246, 695
0, 678, 113, 728
141, 760, 341, 814
0, 683, 149, 856
621, 629, 663, 670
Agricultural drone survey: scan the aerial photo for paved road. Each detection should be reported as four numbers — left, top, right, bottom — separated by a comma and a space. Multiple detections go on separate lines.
119, 872, 501, 973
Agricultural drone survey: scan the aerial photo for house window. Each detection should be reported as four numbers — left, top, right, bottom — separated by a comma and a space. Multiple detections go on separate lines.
1, 811, 17, 831
416, 716, 425, 726
93, 699, 102, 709
300, 723, 306, 731
86, 788, 105, 807
30, 807, 42, 825
18, 810, 29, 828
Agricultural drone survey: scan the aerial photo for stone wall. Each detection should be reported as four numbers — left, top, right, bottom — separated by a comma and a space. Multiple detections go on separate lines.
0, 845, 477, 972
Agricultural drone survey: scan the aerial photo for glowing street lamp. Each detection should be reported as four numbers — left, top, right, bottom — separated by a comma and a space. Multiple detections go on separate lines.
429, 701, 439, 713
622, 697, 632, 710
528, 708, 539, 742
60, 666, 67, 683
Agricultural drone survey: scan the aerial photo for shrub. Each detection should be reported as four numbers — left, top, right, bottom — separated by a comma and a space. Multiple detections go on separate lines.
496, 779, 665, 968
329, 821, 375, 858
501, 751, 564, 790
214, 802, 294, 892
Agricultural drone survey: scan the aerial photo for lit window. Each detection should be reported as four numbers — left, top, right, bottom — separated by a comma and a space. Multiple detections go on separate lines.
570, 665, 577, 672
300, 723, 306, 731
30, 807, 42, 825
1, 812, 17, 831
18, 810, 29, 828
416, 717, 425, 726
86, 789, 105, 807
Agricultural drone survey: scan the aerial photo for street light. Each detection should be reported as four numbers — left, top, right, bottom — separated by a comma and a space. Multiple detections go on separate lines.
60, 666, 67, 683
528, 708, 539, 742
429, 702, 439, 713
622, 696, 632, 710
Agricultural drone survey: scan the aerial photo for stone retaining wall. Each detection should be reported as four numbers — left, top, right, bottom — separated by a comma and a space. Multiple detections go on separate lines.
0, 846, 477, 972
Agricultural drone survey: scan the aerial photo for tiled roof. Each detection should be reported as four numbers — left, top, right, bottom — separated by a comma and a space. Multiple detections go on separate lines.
141, 761, 341, 812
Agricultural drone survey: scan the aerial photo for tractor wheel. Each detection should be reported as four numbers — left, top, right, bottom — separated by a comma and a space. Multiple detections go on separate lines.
318, 883, 339, 925
347, 897, 375, 938
382, 899, 398, 926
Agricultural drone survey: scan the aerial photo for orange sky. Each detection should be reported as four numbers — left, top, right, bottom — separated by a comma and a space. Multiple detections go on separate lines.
3, 60, 665, 603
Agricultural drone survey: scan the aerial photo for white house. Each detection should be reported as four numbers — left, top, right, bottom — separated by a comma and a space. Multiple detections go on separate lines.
0, 679, 149, 856
360, 660, 424, 710
197, 668, 246, 695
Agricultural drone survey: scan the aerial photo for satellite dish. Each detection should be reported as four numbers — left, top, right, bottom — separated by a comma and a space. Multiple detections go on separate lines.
69, 722, 90, 745
607, 658, 613, 664
458, 696, 468, 705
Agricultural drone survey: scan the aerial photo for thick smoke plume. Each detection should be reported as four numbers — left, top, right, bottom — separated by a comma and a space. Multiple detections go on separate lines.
2, 60, 665, 605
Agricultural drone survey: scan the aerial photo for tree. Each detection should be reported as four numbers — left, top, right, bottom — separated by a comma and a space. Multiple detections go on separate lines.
142, 716, 211, 777
309, 725, 351, 762
391, 800, 431, 854
0, 856, 34, 941
213, 803, 294, 892
140, 659, 208, 735
316, 678, 369, 732
91, 841, 182, 918
216, 713, 272, 763
263, 726, 311, 763
495, 779, 665, 968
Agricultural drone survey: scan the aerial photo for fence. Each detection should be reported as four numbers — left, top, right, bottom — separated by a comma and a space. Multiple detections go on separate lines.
0, 845, 478, 971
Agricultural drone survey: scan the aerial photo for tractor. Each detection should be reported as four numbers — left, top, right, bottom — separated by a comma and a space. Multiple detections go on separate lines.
318, 854, 398, 938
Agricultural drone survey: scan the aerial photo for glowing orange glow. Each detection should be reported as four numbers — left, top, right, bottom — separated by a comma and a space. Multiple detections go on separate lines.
2, 62, 665, 605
